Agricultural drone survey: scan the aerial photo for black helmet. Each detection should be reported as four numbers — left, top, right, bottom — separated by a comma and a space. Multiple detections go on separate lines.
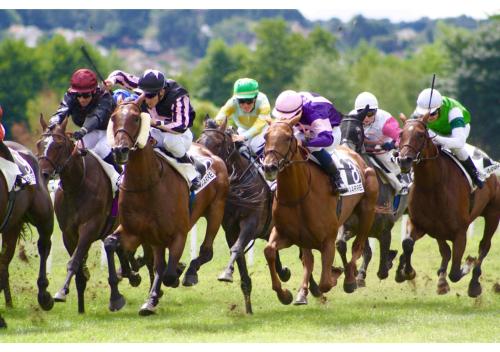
138, 69, 166, 94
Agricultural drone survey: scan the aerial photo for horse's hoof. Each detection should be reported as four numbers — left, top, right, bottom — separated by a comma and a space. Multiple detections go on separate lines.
138, 301, 157, 316
278, 267, 291, 282
293, 289, 308, 305
0, 317, 6, 328
468, 282, 482, 298
356, 278, 366, 288
309, 280, 322, 298
182, 274, 198, 287
109, 295, 126, 312
128, 272, 142, 287
406, 269, 416, 281
163, 274, 180, 288
377, 270, 389, 280
53, 291, 67, 302
395, 269, 405, 283
278, 289, 293, 305
217, 270, 233, 283
437, 281, 450, 295
38, 291, 55, 311
343, 281, 357, 293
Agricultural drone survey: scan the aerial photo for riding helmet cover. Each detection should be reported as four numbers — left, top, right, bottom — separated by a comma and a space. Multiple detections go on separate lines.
416, 88, 443, 116
272, 90, 303, 120
138, 69, 166, 94
234, 78, 259, 99
69, 69, 98, 93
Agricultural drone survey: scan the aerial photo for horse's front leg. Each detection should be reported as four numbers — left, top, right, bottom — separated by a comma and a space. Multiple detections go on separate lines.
163, 234, 187, 288
319, 238, 337, 293
436, 239, 451, 295
104, 231, 126, 312
335, 225, 349, 271
263, 227, 293, 305
34, 217, 54, 311
356, 239, 372, 287
139, 245, 166, 316
294, 248, 313, 305
395, 222, 423, 283
0, 228, 19, 308
448, 231, 469, 283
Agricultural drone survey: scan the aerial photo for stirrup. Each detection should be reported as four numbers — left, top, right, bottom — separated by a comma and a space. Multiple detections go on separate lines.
190, 176, 201, 192
333, 178, 348, 194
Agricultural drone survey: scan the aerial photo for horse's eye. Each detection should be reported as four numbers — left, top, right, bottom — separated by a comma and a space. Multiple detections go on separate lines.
135, 117, 140, 123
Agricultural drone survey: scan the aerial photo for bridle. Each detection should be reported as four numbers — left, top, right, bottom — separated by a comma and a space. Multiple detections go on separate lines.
399, 119, 439, 164
198, 128, 238, 165
340, 116, 365, 154
112, 101, 142, 151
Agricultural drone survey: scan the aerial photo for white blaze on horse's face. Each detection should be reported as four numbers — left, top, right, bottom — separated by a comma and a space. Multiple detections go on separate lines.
42, 135, 54, 157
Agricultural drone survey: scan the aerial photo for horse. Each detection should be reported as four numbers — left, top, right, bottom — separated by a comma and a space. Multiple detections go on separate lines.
197, 117, 317, 313
339, 114, 408, 286
0, 137, 55, 328
105, 101, 229, 315
261, 116, 379, 304
36, 116, 146, 313
397, 114, 500, 297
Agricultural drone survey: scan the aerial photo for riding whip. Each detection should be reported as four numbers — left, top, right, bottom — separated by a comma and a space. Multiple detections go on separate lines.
80, 45, 106, 83
428, 73, 436, 111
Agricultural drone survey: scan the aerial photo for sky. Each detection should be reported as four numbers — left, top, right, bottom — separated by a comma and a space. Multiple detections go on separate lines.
8, 0, 500, 23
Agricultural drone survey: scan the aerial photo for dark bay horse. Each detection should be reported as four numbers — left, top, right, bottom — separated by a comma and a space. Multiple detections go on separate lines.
36, 116, 144, 313
197, 117, 297, 314
397, 115, 500, 297
262, 116, 378, 304
0, 138, 54, 328
106, 102, 228, 315
339, 114, 408, 285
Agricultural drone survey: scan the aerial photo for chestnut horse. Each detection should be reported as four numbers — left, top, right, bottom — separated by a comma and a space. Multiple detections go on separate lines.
36, 116, 144, 313
198, 117, 299, 313
339, 114, 408, 285
262, 116, 378, 304
106, 102, 228, 315
397, 115, 500, 297
0, 138, 54, 328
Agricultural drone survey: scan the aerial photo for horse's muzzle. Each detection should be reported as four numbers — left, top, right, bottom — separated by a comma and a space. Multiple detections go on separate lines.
263, 163, 278, 181
112, 146, 130, 165
399, 156, 413, 173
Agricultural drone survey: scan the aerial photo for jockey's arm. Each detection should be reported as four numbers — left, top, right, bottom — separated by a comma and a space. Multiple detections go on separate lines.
163, 95, 191, 133
105, 70, 140, 91
305, 118, 334, 148
214, 98, 235, 125
49, 93, 72, 126
432, 108, 467, 150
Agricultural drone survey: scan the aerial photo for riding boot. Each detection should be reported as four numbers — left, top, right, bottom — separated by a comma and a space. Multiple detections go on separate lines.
460, 156, 484, 189
312, 149, 348, 194
103, 153, 123, 174
178, 154, 201, 191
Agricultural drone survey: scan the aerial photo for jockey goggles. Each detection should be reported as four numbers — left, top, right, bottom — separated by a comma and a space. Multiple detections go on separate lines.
144, 92, 159, 99
358, 108, 377, 117
237, 98, 255, 104
76, 92, 93, 99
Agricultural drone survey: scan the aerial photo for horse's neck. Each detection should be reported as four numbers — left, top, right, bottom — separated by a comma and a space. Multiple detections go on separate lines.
413, 144, 445, 189
276, 153, 309, 202
229, 151, 253, 178
125, 146, 161, 187
59, 153, 85, 192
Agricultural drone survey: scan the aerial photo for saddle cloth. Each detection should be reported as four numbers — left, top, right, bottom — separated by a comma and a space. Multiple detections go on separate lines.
87, 150, 120, 194
309, 149, 365, 196
0, 149, 36, 191
442, 143, 499, 191
154, 149, 216, 194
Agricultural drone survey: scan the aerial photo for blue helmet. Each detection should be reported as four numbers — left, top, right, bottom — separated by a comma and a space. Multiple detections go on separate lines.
113, 89, 138, 104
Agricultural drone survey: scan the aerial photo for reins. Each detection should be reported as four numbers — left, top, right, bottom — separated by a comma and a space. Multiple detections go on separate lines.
399, 119, 439, 164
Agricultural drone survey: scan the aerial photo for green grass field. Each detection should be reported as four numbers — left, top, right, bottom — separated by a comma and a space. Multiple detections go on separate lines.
0, 216, 499, 342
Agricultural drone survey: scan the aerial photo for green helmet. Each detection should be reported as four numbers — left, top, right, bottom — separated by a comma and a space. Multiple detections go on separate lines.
233, 78, 259, 99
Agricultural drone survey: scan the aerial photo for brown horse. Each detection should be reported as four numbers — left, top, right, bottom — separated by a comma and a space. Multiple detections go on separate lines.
397, 115, 500, 297
105, 102, 228, 315
36, 116, 143, 313
0, 138, 55, 328
262, 116, 378, 304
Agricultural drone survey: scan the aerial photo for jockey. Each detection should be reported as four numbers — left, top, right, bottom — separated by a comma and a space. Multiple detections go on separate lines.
349, 92, 407, 194
105, 69, 201, 190
414, 88, 484, 188
48, 68, 120, 173
272, 90, 348, 194
215, 78, 271, 158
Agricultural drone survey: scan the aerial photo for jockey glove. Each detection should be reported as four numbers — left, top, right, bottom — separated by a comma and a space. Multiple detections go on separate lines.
381, 141, 396, 151
73, 127, 88, 140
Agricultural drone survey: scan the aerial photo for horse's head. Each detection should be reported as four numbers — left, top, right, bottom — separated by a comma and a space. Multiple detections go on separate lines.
108, 101, 146, 165
262, 115, 301, 180
36, 115, 74, 179
197, 115, 235, 162
398, 114, 433, 172
340, 109, 366, 153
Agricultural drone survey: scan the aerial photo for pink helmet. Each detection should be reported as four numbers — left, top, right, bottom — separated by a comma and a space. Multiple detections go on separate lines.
272, 90, 303, 119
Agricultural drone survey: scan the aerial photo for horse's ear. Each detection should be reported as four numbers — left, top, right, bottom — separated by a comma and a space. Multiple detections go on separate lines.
135, 93, 145, 107
60, 117, 69, 132
399, 113, 408, 125
356, 104, 369, 121
117, 95, 124, 105
219, 116, 228, 131
287, 114, 301, 127
40, 113, 48, 131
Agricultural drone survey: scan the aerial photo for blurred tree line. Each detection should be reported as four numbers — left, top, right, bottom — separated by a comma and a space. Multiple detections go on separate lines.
0, 16, 498, 157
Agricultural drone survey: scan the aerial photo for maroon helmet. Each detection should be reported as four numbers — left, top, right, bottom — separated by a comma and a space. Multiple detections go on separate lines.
69, 68, 98, 93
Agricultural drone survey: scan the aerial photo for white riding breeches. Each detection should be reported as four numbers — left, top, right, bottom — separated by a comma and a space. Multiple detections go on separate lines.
371, 151, 404, 193
81, 129, 111, 159
149, 127, 193, 158
238, 126, 268, 155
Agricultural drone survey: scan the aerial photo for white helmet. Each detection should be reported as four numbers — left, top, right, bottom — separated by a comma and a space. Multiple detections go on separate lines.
272, 90, 303, 120
354, 92, 378, 111
415, 88, 443, 116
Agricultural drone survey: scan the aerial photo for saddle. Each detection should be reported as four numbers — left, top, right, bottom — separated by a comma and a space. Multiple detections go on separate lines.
0, 148, 36, 191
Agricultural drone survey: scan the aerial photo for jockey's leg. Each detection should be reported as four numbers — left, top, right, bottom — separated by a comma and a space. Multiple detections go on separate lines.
374, 152, 406, 194
454, 147, 484, 188
311, 149, 348, 194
